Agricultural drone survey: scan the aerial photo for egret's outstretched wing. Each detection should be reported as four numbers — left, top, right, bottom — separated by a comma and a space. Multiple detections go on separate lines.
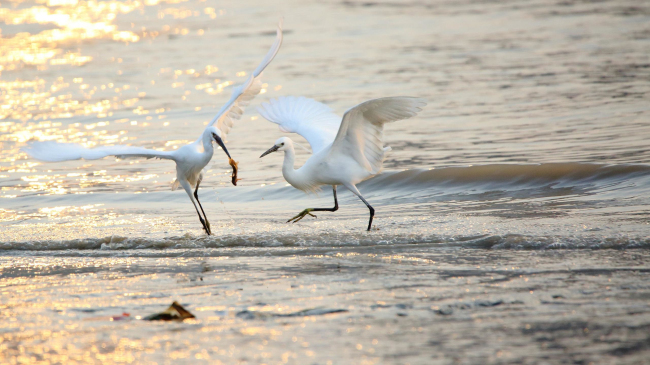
329, 97, 426, 174
23, 141, 175, 162
257, 96, 342, 153
207, 20, 283, 138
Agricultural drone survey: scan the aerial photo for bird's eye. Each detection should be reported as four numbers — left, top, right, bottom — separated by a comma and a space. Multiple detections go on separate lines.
280, 143, 284, 146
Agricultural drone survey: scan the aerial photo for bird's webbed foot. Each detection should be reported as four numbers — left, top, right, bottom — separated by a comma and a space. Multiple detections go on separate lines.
287, 208, 317, 223
199, 217, 212, 235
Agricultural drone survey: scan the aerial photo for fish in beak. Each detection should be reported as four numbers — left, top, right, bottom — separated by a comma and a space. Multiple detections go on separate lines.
260, 145, 279, 158
213, 133, 239, 186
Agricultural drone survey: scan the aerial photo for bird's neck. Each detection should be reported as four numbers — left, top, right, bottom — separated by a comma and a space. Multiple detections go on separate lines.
281, 146, 319, 193
281, 147, 301, 187
281, 146, 296, 175
201, 130, 214, 154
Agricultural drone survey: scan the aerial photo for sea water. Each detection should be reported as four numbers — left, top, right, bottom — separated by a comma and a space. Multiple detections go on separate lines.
1, 0, 650, 363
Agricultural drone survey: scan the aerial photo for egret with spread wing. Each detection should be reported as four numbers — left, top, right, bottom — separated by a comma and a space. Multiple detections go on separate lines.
259, 96, 426, 231
23, 20, 284, 236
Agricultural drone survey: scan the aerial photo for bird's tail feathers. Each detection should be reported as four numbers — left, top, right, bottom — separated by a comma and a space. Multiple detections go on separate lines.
171, 179, 181, 191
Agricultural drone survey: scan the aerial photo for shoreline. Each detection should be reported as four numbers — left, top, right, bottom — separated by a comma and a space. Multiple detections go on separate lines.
2, 248, 649, 364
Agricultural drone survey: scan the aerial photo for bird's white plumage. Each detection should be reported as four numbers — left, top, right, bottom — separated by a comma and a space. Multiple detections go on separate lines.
330, 97, 426, 174
23, 19, 283, 183
21, 20, 284, 236
257, 96, 341, 153
208, 20, 284, 138
260, 96, 426, 186
259, 96, 426, 231
22, 141, 175, 162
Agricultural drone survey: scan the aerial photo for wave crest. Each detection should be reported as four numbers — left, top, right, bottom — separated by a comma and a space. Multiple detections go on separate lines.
2, 232, 649, 254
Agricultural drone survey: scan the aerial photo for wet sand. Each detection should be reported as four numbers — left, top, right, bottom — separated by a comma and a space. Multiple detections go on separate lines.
2, 248, 650, 364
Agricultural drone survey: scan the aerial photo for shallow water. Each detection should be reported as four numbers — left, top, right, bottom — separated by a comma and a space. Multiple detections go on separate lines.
3, 250, 650, 364
1, 0, 650, 363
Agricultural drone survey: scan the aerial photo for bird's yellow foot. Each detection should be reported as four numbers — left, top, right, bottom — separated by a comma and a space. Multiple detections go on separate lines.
287, 209, 317, 223
205, 219, 212, 235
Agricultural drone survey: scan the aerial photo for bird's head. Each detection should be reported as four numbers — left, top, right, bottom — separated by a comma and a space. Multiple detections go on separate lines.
260, 137, 291, 158
206, 126, 231, 159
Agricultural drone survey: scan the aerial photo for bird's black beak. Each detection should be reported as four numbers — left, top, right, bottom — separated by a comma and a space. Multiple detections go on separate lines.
260, 145, 279, 158
212, 133, 231, 159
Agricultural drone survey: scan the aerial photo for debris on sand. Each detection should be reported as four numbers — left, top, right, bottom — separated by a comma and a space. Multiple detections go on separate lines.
144, 301, 196, 321
229, 158, 240, 186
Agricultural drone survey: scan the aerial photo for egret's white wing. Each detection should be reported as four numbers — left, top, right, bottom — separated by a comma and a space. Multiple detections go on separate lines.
329, 97, 426, 174
257, 96, 342, 153
23, 141, 175, 162
207, 20, 283, 137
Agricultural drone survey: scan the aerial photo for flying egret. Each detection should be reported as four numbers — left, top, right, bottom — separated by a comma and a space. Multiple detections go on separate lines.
258, 96, 426, 231
23, 20, 284, 236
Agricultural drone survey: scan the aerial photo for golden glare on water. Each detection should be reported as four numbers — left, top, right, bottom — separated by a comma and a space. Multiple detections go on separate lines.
0, 0, 293, 232
0, 0, 143, 70
0, 0, 237, 122
0, 0, 260, 205
2, 0, 650, 363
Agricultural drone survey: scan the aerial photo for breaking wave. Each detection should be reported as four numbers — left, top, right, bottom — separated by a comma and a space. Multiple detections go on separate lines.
2, 163, 649, 253
363, 163, 650, 190
2, 232, 649, 254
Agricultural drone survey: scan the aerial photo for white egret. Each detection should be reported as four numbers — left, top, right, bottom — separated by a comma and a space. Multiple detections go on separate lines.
258, 96, 426, 230
23, 21, 284, 236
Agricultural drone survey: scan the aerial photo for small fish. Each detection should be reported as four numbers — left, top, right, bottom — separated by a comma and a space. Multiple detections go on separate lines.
229, 158, 240, 186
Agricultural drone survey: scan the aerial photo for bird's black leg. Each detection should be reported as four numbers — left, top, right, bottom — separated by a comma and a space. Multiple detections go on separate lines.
180, 179, 210, 236
194, 180, 211, 235
287, 186, 339, 223
189, 200, 210, 236
356, 194, 375, 231
341, 183, 375, 231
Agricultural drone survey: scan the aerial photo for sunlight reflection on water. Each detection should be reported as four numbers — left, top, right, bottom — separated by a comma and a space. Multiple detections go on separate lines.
1, 1, 650, 363
0, 0, 649, 240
